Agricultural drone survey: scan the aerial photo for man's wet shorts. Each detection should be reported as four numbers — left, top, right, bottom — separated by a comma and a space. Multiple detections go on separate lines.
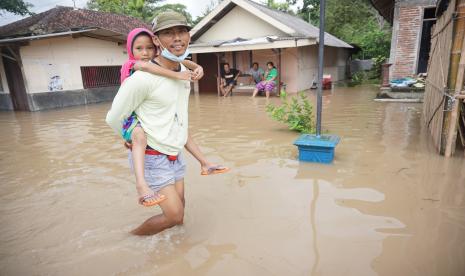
129, 151, 186, 192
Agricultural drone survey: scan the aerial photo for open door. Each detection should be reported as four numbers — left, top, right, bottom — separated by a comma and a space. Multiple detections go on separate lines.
417, 7, 436, 74
197, 53, 219, 94
2, 47, 30, 111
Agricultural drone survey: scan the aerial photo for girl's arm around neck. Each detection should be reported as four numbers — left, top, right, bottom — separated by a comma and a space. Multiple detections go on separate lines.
134, 60, 191, 81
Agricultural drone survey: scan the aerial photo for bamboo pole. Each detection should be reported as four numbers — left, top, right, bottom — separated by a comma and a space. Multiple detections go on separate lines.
444, 1, 465, 156
445, 35, 465, 156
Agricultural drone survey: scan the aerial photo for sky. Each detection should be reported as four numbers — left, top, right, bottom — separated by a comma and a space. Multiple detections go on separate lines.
0, 0, 303, 26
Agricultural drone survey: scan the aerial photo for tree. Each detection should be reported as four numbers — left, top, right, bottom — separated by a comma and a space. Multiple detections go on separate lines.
265, 0, 296, 13
296, 0, 391, 59
152, 4, 193, 25
87, 0, 162, 21
192, 0, 222, 25
297, 0, 319, 25
0, 0, 33, 16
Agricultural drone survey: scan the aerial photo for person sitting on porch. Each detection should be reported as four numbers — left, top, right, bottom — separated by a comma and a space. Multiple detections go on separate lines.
220, 63, 240, 97
248, 62, 264, 84
251, 61, 278, 98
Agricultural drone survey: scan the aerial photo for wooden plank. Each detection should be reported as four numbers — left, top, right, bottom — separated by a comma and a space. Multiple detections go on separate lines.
1, 47, 30, 111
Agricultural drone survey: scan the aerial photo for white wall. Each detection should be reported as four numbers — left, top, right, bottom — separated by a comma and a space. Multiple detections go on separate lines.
20, 36, 127, 93
197, 6, 287, 43
297, 46, 318, 92
297, 46, 348, 91
0, 57, 9, 93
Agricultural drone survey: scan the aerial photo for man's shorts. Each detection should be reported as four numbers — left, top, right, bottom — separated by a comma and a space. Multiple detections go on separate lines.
224, 79, 236, 87
129, 151, 186, 192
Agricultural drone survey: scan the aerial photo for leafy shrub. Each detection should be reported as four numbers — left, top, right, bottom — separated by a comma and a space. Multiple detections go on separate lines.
266, 92, 315, 134
367, 55, 386, 79
348, 71, 365, 86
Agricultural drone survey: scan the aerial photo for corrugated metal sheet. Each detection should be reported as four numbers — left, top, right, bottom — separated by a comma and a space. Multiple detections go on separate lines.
245, 0, 352, 48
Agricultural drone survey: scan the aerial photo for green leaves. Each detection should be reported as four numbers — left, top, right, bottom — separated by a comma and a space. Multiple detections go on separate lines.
87, 0, 192, 23
266, 92, 315, 134
151, 4, 193, 25
264, 0, 296, 13
297, 0, 391, 59
0, 0, 33, 16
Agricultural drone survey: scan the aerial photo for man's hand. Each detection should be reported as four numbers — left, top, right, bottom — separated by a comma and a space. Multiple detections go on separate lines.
192, 66, 204, 81
124, 141, 133, 150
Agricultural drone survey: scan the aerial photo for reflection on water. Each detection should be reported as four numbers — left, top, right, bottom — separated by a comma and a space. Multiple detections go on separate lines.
0, 86, 464, 275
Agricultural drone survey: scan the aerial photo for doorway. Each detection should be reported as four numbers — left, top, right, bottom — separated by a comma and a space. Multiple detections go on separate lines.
2, 47, 30, 111
417, 7, 436, 74
197, 53, 219, 94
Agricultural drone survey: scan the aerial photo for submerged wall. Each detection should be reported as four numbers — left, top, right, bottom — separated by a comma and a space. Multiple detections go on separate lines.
0, 86, 117, 111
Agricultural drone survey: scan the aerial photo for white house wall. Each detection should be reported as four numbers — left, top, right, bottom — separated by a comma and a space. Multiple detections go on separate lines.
0, 57, 9, 93
297, 46, 348, 91
280, 48, 299, 93
20, 36, 126, 93
197, 6, 287, 43
297, 46, 318, 92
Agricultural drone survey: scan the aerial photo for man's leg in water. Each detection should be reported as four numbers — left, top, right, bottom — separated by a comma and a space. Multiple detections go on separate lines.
131, 127, 163, 204
223, 84, 233, 97
131, 180, 185, 235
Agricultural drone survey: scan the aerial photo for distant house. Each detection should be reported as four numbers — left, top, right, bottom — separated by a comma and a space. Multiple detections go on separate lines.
0, 6, 149, 111
370, 0, 438, 79
189, 0, 353, 95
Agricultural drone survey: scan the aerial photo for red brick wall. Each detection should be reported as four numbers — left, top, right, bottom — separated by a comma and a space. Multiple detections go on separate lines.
391, 6, 422, 79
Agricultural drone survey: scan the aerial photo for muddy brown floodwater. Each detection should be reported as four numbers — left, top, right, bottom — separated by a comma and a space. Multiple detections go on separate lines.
0, 85, 464, 276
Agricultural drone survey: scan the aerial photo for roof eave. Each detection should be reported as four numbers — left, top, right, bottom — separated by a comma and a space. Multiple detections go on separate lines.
190, 37, 317, 53
0, 28, 97, 44
0, 28, 128, 45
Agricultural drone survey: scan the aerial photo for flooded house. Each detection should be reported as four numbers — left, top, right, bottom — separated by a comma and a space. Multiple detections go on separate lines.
0, 6, 149, 111
370, 0, 438, 79
189, 0, 353, 95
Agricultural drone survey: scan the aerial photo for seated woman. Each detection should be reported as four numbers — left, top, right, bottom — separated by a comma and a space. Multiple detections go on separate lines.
251, 61, 278, 98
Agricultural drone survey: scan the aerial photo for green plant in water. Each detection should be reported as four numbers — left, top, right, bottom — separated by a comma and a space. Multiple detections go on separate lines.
266, 92, 315, 134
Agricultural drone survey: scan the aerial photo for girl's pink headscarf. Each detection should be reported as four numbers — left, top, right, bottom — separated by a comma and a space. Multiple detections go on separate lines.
120, 28, 155, 83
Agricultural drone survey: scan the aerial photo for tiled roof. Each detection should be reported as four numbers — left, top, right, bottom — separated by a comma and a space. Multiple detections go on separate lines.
0, 6, 150, 39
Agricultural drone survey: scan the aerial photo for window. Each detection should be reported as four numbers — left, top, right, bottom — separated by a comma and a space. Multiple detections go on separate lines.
81, 66, 120, 89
